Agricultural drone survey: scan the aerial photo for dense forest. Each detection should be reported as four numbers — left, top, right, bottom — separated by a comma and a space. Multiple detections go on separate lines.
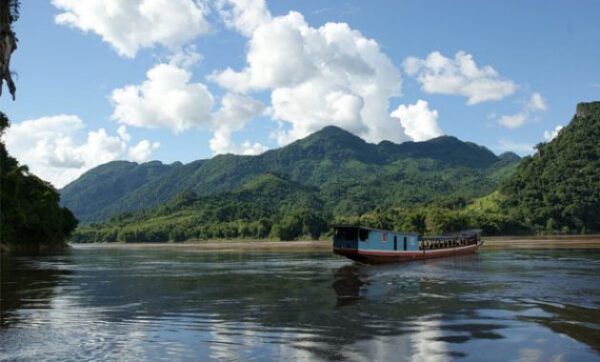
62, 126, 519, 224
0, 112, 78, 252
501, 102, 600, 234
68, 127, 521, 242
69, 101, 600, 243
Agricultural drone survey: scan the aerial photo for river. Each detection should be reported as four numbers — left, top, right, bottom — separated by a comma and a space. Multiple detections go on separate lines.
1, 245, 599, 361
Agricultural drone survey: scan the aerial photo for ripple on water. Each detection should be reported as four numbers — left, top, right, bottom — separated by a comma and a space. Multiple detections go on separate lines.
1, 248, 599, 361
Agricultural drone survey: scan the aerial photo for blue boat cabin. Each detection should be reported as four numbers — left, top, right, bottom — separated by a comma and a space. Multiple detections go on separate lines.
333, 225, 420, 252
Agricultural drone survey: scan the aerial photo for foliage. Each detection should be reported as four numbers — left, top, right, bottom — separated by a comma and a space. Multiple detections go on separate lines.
0, 112, 78, 247
501, 102, 600, 233
67, 102, 600, 242
62, 126, 519, 224
0, 0, 20, 99
72, 174, 329, 242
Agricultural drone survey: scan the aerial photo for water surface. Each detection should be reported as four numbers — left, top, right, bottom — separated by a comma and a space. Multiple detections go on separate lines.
1, 246, 599, 361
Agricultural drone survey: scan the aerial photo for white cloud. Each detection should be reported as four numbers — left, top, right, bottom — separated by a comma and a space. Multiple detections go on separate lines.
498, 113, 528, 129
527, 92, 547, 112
210, 128, 268, 155
167, 45, 203, 69
403, 51, 517, 105
4, 116, 159, 187
111, 63, 214, 132
216, 0, 271, 36
390, 100, 443, 142
209, 93, 267, 155
543, 125, 563, 142
117, 125, 131, 142
497, 92, 548, 129
111, 61, 266, 156
128, 140, 161, 162
212, 9, 407, 145
52, 0, 210, 58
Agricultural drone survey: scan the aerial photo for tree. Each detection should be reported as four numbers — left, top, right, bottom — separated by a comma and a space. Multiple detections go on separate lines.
0, 0, 19, 100
1, 112, 78, 249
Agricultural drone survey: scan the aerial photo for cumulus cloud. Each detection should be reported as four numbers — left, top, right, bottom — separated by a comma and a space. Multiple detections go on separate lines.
390, 100, 443, 142
211, 8, 407, 145
543, 125, 563, 142
403, 51, 517, 105
216, 0, 271, 36
128, 140, 161, 162
498, 92, 547, 129
52, 0, 210, 58
111, 63, 214, 132
4, 115, 159, 187
209, 93, 267, 155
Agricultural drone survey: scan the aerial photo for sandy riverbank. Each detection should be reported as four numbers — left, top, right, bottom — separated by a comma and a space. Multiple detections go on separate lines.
71, 235, 600, 252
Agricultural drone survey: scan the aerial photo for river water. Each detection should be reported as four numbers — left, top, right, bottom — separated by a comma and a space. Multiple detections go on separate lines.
1, 245, 599, 361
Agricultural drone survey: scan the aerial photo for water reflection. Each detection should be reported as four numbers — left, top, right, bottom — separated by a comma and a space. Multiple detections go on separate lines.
0, 254, 74, 327
0, 247, 599, 361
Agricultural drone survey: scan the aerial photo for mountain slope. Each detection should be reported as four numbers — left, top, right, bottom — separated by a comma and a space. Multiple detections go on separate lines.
502, 101, 600, 232
62, 126, 519, 224
73, 173, 328, 242
60, 160, 181, 223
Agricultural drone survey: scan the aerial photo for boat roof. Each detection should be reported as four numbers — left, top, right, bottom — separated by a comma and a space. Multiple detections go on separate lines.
332, 224, 420, 236
333, 225, 481, 239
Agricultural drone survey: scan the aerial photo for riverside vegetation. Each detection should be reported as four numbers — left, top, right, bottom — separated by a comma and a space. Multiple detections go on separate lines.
0, 112, 78, 252
65, 102, 599, 243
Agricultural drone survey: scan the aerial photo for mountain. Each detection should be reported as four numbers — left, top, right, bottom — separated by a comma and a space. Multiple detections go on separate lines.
60, 160, 179, 223
61, 125, 519, 224
73, 173, 327, 242
501, 101, 600, 233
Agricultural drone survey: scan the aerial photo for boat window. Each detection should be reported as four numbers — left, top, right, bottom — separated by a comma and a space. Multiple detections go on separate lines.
335, 228, 358, 240
359, 229, 369, 241
382, 232, 387, 242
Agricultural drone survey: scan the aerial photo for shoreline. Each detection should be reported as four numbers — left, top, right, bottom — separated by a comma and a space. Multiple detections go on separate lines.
71, 235, 600, 252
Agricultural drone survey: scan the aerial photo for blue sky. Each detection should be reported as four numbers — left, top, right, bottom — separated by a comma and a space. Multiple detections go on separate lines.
1, 0, 599, 187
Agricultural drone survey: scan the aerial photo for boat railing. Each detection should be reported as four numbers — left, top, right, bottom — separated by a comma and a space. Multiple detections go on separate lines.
418, 230, 481, 250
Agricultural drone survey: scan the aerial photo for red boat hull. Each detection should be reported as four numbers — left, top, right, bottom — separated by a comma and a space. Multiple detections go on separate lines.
334, 241, 484, 264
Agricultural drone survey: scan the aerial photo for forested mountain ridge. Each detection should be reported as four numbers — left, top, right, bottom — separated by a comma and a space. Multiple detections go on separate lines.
501, 101, 600, 233
61, 126, 519, 224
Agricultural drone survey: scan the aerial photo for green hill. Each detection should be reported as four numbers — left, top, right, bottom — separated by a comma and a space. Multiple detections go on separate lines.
61, 126, 519, 225
501, 101, 600, 233
73, 173, 328, 242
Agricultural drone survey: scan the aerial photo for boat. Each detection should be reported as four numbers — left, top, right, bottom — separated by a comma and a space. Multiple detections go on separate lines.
332, 225, 484, 264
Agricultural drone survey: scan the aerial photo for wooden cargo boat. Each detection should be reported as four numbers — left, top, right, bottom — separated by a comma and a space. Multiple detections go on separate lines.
333, 225, 484, 264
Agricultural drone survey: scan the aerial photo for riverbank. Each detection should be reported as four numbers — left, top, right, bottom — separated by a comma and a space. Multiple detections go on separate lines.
0, 242, 69, 255
483, 235, 600, 249
72, 240, 332, 252
71, 235, 600, 252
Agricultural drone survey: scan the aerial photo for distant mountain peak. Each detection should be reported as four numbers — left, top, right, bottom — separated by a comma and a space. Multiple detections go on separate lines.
498, 152, 521, 162
61, 122, 512, 223
299, 125, 367, 145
